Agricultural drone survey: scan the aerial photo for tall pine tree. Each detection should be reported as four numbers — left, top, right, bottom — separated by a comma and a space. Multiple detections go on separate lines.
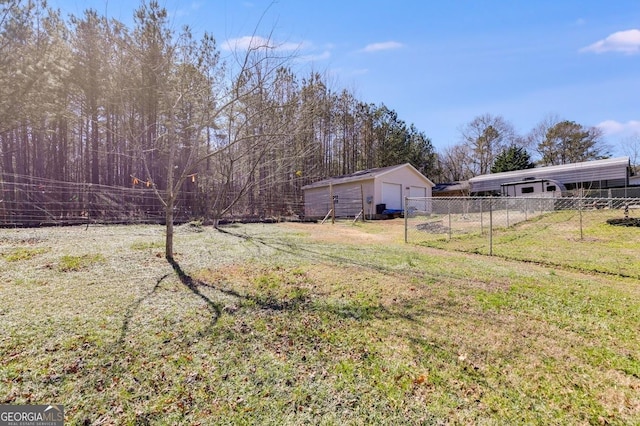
491, 145, 534, 173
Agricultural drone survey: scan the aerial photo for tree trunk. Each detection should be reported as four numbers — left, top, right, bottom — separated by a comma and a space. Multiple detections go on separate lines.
165, 195, 174, 260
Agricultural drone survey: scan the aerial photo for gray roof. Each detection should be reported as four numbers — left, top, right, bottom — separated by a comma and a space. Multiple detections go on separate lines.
469, 157, 630, 193
302, 163, 433, 190
433, 181, 470, 193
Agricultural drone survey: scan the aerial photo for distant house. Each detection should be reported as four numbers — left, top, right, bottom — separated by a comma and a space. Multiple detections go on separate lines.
469, 157, 632, 195
432, 181, 470, 197
302, 163, 435, 219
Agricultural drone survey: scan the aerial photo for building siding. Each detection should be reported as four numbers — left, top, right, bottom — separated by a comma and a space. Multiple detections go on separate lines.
303, 163, 434, 218
469, 157, 630, 194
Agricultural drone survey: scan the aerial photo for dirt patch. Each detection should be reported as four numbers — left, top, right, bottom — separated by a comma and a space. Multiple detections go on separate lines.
281, 220, 403, 244
416, 221, 450, 234
607, 217, 640, 227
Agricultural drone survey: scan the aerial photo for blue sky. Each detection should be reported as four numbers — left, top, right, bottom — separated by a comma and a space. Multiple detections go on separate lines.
51, 0, 640, 157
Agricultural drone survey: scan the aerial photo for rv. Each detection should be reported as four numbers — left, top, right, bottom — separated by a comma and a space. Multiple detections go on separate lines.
500, 178, 566, 197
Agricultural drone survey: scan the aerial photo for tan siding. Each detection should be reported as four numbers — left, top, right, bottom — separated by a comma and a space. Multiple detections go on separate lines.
303, 164, 434, 217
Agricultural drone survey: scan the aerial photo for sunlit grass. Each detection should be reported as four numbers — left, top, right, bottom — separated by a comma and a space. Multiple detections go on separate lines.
414, 209, 640, 278
2, 247, 49, 262
0, 222, 638, 424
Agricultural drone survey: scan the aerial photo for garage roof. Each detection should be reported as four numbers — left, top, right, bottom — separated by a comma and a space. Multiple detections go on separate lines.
302, 163, 434, 190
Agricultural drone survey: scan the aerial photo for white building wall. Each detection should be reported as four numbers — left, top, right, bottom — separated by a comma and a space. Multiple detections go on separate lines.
303, 164, 434, 218
373, 167, 433, 211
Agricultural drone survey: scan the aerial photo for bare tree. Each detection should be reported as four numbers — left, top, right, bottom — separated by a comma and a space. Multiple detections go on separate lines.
436, 144, 473, 182
129, 3, 298, 259
459, 114, 517, 175
619, 133, 640, 175
526, 113, 561, 163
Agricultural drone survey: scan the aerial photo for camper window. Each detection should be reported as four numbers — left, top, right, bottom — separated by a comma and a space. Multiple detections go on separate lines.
521, 187, 534, 194
546, 185, 557, 192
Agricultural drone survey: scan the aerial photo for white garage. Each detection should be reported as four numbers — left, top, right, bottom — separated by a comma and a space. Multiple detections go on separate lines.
302, 163, 435, 219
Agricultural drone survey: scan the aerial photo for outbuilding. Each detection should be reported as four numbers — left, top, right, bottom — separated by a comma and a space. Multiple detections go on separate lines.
469, 157, 632, 195
302, 163, 435, 219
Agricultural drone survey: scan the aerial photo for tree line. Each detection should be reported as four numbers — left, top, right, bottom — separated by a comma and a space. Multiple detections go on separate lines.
1, 1, 629, 241
435, 113, 616, 182
0, 1, 436, 234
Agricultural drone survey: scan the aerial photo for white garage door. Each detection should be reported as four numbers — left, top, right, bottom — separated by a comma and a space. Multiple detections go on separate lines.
382, 182, 403, 210
409, 186, 429, 213
409, 186, 426, 198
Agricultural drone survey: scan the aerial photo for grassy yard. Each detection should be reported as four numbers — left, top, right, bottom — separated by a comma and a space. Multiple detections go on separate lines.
0, 220, 638, 425
409, 208, 640, 279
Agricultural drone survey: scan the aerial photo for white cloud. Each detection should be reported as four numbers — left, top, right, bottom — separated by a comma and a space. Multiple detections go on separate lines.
298, 50, 331, 62
362, 41, 404, 53
221, 36, 301, 52
597, 119, 640, 135
581, 29, 640, 54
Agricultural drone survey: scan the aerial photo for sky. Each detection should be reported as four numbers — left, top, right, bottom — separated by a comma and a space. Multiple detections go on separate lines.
50, 0, 640, 157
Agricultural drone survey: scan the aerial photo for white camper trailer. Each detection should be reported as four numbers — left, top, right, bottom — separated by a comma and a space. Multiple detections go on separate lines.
500, 178, 566, 197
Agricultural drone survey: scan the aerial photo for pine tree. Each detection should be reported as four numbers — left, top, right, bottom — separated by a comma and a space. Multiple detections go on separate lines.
491, 145, 535, 173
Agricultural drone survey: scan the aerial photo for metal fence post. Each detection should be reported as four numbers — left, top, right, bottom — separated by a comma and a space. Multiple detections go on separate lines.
404, 197, 408, 243
506, 199, 510, 227
480, 197, 484, 235
579, 197, 583, 240
489, 198, 493, 256
448, 199, 452, 240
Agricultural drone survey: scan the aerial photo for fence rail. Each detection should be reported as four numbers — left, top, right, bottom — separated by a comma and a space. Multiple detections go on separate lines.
0, 174, 303, 227
404, 196, 640, 260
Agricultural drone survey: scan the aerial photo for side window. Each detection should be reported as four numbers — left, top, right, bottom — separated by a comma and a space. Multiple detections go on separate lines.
546, 185, 556, 192
521, 186, 534, 194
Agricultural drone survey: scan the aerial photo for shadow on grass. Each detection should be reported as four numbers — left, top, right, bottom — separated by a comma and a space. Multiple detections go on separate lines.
212, 227, 482, 324
168, 258, 222, 333
118, 259, 225, 345
215, 226, 420, 278
117, 272, 170, 345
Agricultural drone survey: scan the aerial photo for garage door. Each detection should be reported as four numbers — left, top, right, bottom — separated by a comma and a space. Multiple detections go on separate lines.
409, 186, 429, 213
409, 186, 426, 198
382, 182, 402, 210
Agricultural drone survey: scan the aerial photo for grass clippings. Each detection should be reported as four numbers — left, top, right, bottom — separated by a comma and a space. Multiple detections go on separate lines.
0, 221, 638, 425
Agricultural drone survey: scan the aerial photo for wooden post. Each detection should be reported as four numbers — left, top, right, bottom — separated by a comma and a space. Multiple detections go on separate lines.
353, 210, 363, 224
321, 209, 333, 224
360, 184, 366, 222
330, 183, 335, 224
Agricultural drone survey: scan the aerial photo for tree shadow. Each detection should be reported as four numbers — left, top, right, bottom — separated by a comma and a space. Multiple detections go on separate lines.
215, 226, 415, 278
117, 260, 225, 345
117, 272, 170, 345
168, 258, 222, 335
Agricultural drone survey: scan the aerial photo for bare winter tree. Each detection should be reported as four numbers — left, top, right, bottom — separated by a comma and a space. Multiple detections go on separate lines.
436, 144, 472, 182
458, 114, 517, 176
129, 2, 300, 259
526, 113, 561, 163
619, 133, 640, 175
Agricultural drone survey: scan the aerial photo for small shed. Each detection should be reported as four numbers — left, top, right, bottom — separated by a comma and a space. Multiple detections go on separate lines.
302, 163, 435, 219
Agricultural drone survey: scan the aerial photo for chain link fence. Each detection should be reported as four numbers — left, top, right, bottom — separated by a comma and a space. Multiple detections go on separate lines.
404, 196, 640, 277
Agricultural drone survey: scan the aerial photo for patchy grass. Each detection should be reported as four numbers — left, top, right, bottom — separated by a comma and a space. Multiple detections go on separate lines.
413, 209, 640, 279
130, 241, 164, 251
58, 253, 106, 272
2, 247, 49, 262
0, 221, 638, 425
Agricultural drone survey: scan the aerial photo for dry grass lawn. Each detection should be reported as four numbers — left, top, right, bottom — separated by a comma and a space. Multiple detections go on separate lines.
0, 220, 639, 425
